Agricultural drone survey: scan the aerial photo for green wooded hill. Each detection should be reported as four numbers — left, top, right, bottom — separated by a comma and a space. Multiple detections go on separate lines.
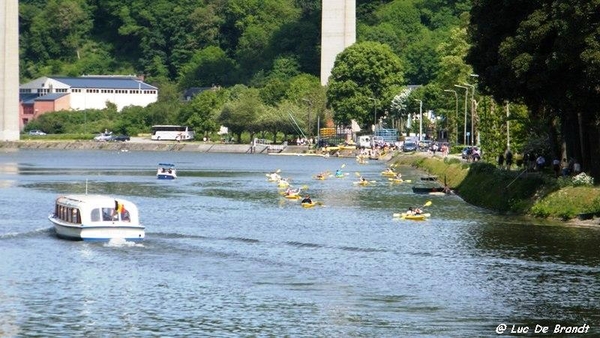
19, 0, 468, 86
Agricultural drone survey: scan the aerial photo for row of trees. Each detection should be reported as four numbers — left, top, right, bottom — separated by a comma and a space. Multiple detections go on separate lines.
20, 0, 600, 178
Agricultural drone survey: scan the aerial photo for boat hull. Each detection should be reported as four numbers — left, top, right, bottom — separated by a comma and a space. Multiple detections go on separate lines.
412, 186, 446, 194
157, 174, 177, 179
49, 215, 145, 242
393, 213, 431, 219
402, 214, 427, 221
301, 202, 316, 208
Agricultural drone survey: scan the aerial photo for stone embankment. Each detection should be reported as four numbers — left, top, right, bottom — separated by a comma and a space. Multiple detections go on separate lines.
0, 138, 310, 154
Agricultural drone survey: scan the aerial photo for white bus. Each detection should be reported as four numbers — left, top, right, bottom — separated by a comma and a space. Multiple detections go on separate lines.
151, 125, 195, 141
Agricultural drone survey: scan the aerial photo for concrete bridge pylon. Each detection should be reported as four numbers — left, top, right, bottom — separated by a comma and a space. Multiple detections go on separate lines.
321, 0, 356, 86
0, 0, 20, 141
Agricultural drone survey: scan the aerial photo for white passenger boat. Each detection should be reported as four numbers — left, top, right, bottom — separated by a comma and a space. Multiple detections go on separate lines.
157, 163, 177, 179
48, 194, 145, 242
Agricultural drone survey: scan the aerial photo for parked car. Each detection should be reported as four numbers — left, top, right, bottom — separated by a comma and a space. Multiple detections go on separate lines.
111, 134, 130, 142
402, 141, 418, 152
94, 133, 113, 142
461, 146, 472, 159
28, 130, 46, 136
419, 140, 432, 151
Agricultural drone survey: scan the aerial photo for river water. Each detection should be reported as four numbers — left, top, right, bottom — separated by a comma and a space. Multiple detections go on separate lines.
1, 149, 599, 337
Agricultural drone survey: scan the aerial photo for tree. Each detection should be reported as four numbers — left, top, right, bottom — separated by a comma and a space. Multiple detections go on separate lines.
468, 0, 600, 178
178, 89, 225, 138
218, 86, 264, 143
23, 0, 92, 62
177, 46, 237, 89
326, 41, 405, 128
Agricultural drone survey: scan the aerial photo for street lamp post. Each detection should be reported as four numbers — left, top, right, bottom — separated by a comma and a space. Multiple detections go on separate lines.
415, 99, 423, 141
454, 85, 469, 145
302, 98, 313, 141
463, 82, 476, 145
444, 89, 458, 145
506, 101, 510, 149
368, 97, 377, 131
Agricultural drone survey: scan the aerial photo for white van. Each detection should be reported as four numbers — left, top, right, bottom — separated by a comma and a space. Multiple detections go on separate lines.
358, 135, 371, 148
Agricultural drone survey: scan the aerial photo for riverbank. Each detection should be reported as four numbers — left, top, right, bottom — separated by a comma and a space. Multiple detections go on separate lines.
390, 152, 600, 224
4, 139, 598, 224
0, 138, 372, 158
0, 139, 295, 154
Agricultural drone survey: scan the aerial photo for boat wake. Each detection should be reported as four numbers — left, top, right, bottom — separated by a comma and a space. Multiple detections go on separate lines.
0, 227, 54, 240
104, 238, 144, 247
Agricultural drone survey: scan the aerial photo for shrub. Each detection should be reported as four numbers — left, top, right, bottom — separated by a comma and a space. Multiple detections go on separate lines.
572, 172, 594, 186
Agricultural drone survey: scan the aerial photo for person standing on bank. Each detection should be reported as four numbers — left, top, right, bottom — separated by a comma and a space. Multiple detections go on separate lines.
505, 148, 513, 170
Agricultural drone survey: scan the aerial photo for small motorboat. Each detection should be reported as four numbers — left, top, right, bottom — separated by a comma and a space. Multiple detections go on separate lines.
157, 163, 177, 179
412, 186, 446, 194
49, 194, 145, 241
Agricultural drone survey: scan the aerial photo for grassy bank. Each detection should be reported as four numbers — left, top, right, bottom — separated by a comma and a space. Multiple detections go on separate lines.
391, 154, 600, 220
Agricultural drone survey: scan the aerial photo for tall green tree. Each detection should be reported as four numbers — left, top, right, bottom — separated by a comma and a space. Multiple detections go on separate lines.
468, 0, 600, 178
218, 86, 264, 142
178, 46, 237, 89
327, 41, 405, 128
22, 0, 92, 62
178, 89, 226, 139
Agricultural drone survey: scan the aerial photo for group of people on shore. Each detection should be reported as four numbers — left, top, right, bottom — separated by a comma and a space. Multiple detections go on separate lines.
497, 149, 582, 177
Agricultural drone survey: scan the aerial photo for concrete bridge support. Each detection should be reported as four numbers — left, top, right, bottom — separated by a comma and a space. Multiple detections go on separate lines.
0, 0, 20, 141
321, 0, 356, 86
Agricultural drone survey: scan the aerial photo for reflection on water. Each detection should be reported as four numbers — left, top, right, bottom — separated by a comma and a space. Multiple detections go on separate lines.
0, 149, 599, 336
23, 181, 178, 198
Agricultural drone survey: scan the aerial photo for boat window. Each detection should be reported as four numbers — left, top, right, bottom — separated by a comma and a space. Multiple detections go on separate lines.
91, 208, 101, 222
73, 209, 81, 224
102, 208, 115, 221
122, 210, 131, 222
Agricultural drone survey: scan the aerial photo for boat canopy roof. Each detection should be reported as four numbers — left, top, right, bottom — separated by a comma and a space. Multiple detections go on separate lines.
55, 194, 138, 211
159, 163, 175, 167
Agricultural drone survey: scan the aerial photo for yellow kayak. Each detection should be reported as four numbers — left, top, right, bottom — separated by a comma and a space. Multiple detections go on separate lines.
381, 171, 397, 177
353, 180, 372, 186
301, 202, 317, 208
284, 194, 301, 200
393, 212, 431, 220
